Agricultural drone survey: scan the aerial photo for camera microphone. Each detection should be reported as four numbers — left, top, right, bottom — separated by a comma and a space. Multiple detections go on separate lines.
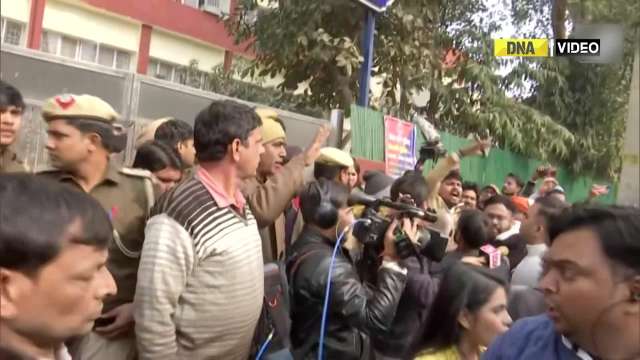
347, 192, 438, 223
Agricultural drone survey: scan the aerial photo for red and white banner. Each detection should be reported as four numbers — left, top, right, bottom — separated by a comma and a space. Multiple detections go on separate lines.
384, 116, 416, 178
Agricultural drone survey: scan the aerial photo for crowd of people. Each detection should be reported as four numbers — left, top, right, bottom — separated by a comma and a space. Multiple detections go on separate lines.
1, 78, 639, 360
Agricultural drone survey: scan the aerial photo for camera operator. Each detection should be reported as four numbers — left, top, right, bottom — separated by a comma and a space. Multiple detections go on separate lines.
421, 140, 492, 250
287, 179, 413, 360
369, 172, 446, 360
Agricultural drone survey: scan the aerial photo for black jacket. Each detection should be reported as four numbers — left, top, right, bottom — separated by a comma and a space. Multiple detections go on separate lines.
370, 256, 439, 359
491, 233, 527, 271
430, 250, 511, 283
287, 226, 407, 360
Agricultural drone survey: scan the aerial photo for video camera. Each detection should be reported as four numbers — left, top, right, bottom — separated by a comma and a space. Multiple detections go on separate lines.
348, 192, 448, 263
417, 141, 447, 168
410, 112, 446, 171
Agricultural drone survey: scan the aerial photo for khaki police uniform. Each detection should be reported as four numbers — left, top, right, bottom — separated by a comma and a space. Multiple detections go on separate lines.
242, 108, 307, 262
38, 94, 154, 360
134, 116, 173, 149
290, 147, 355, 243
0, 147, 28, 173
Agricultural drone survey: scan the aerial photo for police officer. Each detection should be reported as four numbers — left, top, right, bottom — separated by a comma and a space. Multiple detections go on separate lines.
38, 94, 154, 360
289, 147, 355, 244
0, 81, 28, 173
313, 147, 355, 187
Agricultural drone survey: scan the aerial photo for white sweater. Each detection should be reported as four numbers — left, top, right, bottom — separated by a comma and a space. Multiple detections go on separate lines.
511, 243, 548, 288
134, 179, 264, 360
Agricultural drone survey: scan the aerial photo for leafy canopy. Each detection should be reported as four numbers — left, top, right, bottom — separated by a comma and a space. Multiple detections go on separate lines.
226, 0, 638, 179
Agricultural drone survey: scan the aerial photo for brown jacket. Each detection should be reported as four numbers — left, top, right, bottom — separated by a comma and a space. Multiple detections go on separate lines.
424, 152, 462, 251
242, 155, 306, 262
39, 163, 155, 312
0, 148, 29, 173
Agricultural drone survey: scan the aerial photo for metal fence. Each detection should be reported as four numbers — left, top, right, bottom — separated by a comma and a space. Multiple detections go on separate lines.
1, 45, 326, 171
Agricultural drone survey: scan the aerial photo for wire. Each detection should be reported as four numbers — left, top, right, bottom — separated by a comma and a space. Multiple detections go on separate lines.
255, 330, 274, 360
318, 219, 367, 360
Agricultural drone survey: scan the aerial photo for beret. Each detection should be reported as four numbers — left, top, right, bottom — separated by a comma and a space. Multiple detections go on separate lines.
42, 94, 119, 123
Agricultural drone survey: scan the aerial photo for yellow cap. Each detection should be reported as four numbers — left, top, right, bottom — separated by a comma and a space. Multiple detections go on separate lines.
135, 117, 174, 149
256, 108, 286, 144
42, 94, 119, 123
316, 147, 354, 167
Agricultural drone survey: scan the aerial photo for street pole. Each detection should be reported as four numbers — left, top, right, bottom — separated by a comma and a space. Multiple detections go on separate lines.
357, 8, 376, 107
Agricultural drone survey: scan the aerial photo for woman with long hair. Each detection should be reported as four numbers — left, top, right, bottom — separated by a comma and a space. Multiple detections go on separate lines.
415, 263, 512, 360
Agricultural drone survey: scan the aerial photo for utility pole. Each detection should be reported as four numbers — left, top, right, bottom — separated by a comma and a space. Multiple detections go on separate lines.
354, 0, 395, 107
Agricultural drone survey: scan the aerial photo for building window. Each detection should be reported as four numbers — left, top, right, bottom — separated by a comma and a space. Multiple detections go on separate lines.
60, 36, 78, 59
201, 0, 231, 15
148, 58, 209, 90
1, 17, 26, 46
41, 32, 61, 54
182, 0, 201, 9
40, 30, 133, 71
80, 40, 98, 62
115, 52, 131, 70
97, 46, 115, 67
174, 67, 188, 84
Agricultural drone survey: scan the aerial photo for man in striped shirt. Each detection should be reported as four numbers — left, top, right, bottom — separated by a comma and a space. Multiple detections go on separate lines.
134, 100, 265, 360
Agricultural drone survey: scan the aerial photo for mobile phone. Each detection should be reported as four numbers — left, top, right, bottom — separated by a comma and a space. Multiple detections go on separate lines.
93, 316, 116, 329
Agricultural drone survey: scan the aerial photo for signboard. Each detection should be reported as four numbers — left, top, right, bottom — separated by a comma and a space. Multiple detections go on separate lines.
355, 0, 394, 12
384, 116, 416, 178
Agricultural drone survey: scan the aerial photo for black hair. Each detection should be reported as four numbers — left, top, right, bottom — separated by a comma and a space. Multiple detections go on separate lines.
0, 174, 112, 273
506, 172, 525, 188
314, 161, 347, 181
194, 100, 262, 162
421, 263, 507, 353
534, 195, 569, 228
403, 169, 421, 177
66, 118, 127, 153
0, 80, 25, 110
154, 119, 194, 150
548, 205, 640, 274
133, 140, 183, 172
484, 195, 517, 214
390, 173, 429, 207
545, 188, 565, 197
456, 209, 492, 249
443, 169, 462, 182
300, 179, 349, 228
462, 181, 480, 197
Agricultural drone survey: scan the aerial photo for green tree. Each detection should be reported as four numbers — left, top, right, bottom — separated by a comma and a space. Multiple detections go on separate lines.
504, 0, 639, 178
181, 59, 324, 117
227, 0, 637, 178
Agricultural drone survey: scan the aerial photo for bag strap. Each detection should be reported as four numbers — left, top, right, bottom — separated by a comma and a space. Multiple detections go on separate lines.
286, 245, 325, 315
289, 249, 322, 281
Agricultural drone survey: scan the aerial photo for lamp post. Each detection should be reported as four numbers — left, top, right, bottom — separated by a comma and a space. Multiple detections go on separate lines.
355, 0, 395, 107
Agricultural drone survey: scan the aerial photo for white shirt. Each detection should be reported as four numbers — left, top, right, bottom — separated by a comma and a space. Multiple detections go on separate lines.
512, 243, 548, 287
496, 221, 521, 241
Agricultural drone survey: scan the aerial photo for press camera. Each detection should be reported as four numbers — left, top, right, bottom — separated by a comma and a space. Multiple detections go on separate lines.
348, 192, 448, 263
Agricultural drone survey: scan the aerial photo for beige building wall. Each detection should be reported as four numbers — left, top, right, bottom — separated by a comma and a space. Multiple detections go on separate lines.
149, 29, 225, 70
42, 0, 140, 52
1, 0, 30, 23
